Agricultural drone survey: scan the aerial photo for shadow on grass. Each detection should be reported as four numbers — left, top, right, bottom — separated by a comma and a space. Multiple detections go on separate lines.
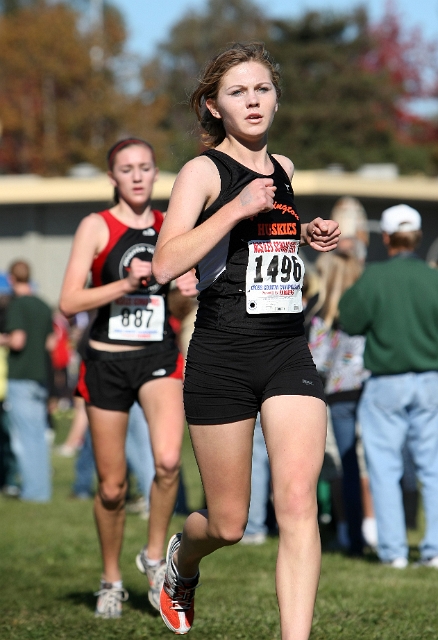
123, 589, 160, 615
63, 591, 96, 612
63, 588, 160, 616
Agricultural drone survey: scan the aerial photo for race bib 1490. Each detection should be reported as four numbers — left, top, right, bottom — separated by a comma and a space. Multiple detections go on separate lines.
246, 240, 304, 314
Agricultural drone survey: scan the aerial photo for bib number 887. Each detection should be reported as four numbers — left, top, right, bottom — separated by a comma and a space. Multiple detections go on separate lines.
120, 307, 153, 328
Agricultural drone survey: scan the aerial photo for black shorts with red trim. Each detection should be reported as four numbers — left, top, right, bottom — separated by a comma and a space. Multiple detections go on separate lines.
76, 342, 184, 411
183, 328, 325, 425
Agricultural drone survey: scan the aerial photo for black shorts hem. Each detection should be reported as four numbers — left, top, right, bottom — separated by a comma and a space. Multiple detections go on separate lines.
262, 389, 326, 405
186, 410, 258, 426
83, 398, 132, 412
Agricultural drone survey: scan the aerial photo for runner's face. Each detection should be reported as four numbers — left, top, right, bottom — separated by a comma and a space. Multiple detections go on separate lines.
206, 61, 278, 142
109, 145, 158, 206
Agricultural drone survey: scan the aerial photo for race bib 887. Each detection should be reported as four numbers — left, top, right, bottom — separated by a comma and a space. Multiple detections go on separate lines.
108, 295, 165, 341
245, 240, 304, 314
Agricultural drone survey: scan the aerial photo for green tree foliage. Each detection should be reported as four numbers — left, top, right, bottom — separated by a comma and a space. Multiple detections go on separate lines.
139, 0, 272, 170
267, 8, 405, 170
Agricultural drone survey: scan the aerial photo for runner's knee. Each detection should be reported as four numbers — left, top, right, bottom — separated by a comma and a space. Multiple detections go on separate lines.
207, 514, 248, 545
154, 452, 181, 482
274, 482, 318, 525
98, 479, 127, 509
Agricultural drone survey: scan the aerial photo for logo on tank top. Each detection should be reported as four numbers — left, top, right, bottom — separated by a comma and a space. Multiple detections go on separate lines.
119, 243, 161, 294
258, 222, 297, 236
272, 201, 299, 219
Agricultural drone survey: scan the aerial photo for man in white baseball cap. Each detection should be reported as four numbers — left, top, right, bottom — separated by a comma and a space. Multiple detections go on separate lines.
339, 203, 438, 570
380, 204, 422, 235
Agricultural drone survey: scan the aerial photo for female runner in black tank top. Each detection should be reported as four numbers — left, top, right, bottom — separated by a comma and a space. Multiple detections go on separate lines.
153, 44, 340, 639
60, 139, 193, 618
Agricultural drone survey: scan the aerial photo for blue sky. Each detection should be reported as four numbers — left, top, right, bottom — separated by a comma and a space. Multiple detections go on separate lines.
109, 0, 438, 60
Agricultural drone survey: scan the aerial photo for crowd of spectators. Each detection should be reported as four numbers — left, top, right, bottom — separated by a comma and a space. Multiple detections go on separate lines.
1, 197, 437, 570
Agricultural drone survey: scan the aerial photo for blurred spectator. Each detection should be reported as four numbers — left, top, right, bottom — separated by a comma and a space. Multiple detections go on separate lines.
55, 395, 88, 459
0, 277, 18, 496
48, 310, 73, 412
308, 197, 374, 554
309, 250, 370, 554
240, 414, 271, 545
339, 204, 438, 568
55, 312, 93, 457
0, 261, 55, 502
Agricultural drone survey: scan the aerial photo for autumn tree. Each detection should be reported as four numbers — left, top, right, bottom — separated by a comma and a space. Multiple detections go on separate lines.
0, 0, 173, 175
363, 1, 438, 172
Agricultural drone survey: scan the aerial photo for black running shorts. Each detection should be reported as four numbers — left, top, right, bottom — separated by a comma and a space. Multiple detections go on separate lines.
76, 343, 184, 411
183, 328, 325, 425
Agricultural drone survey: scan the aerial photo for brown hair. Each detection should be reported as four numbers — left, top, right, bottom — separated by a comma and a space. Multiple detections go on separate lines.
107, 138, 155, 170
190, 42, 281, 148
388, 230, 422, 251
9, 260, 30, 284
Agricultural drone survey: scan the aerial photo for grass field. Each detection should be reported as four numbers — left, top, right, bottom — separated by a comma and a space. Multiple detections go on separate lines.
1, 411, 436, 640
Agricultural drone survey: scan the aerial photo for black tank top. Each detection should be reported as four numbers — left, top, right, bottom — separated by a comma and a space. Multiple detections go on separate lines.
194, 149, 305, 336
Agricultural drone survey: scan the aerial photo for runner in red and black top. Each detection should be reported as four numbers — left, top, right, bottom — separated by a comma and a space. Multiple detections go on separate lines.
60, 138, 188, 619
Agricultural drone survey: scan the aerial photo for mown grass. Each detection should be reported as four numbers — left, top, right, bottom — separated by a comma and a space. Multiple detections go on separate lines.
1, 412, 436, 639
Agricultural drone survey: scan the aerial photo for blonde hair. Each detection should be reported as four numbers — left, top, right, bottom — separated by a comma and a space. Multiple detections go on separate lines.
313, 252, 363, 329
330, 196, 369, 245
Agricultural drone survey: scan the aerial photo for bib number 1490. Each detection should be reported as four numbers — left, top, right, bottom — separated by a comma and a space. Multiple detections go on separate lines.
253, 254, 302, 284
246, 240, 304, 314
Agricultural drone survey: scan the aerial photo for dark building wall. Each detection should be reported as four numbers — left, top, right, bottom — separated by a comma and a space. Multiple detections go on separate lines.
296, 195, 438, 264
0, 199, 169, 237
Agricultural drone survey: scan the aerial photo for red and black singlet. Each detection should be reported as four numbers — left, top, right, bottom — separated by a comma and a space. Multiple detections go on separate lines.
89, 209, 174, 348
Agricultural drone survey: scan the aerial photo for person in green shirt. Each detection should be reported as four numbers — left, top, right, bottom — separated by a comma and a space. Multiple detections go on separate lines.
0, 260, 55, 501
339, 204, 438, 569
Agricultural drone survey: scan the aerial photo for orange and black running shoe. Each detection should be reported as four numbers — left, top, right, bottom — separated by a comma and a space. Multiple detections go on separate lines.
160, 533, 199, 635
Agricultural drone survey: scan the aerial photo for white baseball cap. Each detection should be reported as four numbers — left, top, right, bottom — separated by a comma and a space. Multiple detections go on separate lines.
380, 204, 421, 234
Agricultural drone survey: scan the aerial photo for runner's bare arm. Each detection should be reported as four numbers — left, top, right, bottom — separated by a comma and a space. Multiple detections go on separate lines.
59, 214, 146, 317
153, 157, 276, 284
272, 155, 340, 252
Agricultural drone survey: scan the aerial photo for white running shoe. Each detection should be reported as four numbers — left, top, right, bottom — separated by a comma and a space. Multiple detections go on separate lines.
240, 532, 267, 545
362, 517, 378, 549
94, 580, 128, 618
413, 556, 438, 568
384, 557, 408, 569
135, 546, 166, 611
